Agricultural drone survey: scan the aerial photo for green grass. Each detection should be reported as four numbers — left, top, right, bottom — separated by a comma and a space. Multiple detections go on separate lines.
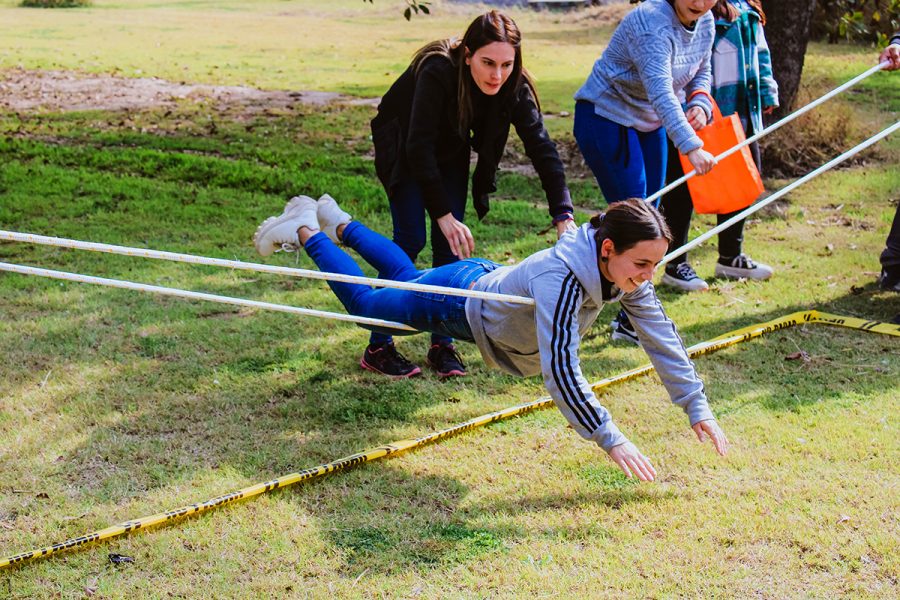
1, 1, 899, 598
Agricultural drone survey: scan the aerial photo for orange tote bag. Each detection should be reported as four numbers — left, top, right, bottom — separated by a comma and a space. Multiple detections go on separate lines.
678, 92, 764, 214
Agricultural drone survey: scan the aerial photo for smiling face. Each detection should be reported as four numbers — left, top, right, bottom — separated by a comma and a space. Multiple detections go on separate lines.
673, 0, 716, 26
465, 41, 516, 95
599, 237, 669, 293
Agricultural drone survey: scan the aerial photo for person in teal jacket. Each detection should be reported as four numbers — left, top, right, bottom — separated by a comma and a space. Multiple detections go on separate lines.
659, 0, 778, 293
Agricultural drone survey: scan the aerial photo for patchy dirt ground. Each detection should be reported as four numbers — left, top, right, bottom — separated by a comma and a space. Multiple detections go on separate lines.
0, 68, 368, 114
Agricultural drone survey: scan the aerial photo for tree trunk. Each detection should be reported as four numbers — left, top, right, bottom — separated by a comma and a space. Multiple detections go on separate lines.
761, 0, 818, 116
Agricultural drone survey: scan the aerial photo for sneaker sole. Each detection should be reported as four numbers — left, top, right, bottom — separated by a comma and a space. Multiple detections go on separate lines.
714, 265, 774, 281
359, 357, 422, 379
426, 360, 467, 379
610, 331, 640, 345
660, 273, 710, 292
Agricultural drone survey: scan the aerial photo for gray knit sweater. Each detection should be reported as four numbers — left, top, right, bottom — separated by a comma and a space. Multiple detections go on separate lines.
574, 0, 715, 154
465, 223, 715, 451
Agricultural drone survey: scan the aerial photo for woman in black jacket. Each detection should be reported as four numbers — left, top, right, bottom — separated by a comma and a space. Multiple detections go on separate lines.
366, 10, 575, 378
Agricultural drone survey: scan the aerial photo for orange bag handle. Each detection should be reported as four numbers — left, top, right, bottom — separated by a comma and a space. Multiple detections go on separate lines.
687, 89, 723, 122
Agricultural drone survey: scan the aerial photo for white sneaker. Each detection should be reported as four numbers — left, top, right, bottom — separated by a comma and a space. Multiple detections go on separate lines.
253, 196, 318, 257
715, 254, 774, 281
315, 194, 352, 244
660, 262, 709, 292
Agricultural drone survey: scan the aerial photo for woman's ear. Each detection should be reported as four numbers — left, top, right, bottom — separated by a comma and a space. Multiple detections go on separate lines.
464, 48, 471, 66
600, 238, 615, 260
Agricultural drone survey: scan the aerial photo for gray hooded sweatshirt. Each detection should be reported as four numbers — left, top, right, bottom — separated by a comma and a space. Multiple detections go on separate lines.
465, 223, 714, 451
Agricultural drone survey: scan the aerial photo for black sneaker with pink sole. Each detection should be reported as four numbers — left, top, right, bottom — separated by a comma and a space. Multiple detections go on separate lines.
426, 343, 467, 378
360, 342, 421, 378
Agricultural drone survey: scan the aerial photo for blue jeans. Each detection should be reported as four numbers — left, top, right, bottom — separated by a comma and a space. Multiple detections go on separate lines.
371, 164, 469, 347
304, 221, 499, 341
573, 101, 668, 205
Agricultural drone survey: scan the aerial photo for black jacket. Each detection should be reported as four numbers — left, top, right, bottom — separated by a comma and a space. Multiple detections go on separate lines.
371, 55, 572, 221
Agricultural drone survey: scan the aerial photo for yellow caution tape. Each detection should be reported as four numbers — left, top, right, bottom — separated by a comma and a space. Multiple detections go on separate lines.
1, 310, 896, 569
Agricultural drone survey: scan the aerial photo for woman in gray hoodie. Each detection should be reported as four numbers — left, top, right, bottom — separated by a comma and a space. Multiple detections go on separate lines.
254, 196, 728, 481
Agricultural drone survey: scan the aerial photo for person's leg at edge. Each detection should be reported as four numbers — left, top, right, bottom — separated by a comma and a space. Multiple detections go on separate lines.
880, 202, 900, 291
658, 138, 709, 293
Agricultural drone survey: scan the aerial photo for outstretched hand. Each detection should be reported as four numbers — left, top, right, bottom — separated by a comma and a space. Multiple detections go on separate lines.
436, 213, 475, 259
692, 419, 729, 456
608, 441, 657, 482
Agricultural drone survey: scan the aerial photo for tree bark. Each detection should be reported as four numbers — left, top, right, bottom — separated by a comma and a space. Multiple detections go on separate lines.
762, 0, 818, 116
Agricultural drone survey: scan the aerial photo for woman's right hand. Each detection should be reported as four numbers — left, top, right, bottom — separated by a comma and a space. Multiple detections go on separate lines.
436, 213, 475, 259
687, 148, 717, 175
608, 441, 657, 482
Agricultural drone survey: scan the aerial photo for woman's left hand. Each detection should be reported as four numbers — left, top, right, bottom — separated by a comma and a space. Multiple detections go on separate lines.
555, 218, 577, 238
692, 419, 729, 456
685, 106, 708, 131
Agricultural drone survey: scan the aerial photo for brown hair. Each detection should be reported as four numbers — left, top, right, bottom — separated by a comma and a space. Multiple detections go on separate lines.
713, 0, 766, 25
410, 10, 538, 136
589, 199, 673, 254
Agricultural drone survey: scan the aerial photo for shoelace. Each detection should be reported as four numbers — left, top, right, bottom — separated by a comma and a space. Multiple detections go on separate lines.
382, 344, 416, 369
731, 254, 757, 269
674, 262, 699, 280
432, 344, 465, 369
279, 242, 300, 253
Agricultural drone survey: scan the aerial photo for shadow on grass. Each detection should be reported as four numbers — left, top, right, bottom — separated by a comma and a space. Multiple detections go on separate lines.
310, 464, 668, 575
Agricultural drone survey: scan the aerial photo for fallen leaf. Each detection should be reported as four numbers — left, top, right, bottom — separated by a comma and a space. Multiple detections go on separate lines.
784, 351, 811, 362
84, 576, 98, 597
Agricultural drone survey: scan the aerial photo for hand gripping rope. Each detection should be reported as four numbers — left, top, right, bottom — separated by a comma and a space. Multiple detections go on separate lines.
1, 310, 896, 569
0, 65, 896, 328
645, 60, 893, 207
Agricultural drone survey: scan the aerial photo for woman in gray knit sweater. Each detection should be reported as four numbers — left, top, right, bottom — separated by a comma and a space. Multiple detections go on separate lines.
254, 196, 729, 481
573, 0, 718, 344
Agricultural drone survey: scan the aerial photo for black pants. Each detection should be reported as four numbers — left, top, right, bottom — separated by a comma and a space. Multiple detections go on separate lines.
882, 202, 900, 276
659, 139, 762, 266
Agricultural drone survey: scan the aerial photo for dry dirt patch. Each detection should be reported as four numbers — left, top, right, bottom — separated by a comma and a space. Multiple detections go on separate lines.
0, 68, 366, 114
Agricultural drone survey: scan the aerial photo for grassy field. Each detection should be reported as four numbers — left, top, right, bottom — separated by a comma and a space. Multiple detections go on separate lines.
0, 1, 898, 598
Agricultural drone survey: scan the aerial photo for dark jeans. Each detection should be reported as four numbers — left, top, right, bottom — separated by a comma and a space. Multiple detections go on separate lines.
882, 202, 900, 276
660, 138, 762, 265
304, 221, 499, 342
573, 101, 668, 205
370, 164, 469, 347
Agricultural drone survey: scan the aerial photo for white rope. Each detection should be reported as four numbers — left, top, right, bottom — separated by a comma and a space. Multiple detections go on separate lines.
646, 61, 889, 205
0, 231, 536, 306
661, 119, 900, 267
3, 118, 895, 329
0, 262, 417, 332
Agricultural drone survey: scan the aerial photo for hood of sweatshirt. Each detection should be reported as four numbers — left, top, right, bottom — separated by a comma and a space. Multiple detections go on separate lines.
553, 223, 626, 306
